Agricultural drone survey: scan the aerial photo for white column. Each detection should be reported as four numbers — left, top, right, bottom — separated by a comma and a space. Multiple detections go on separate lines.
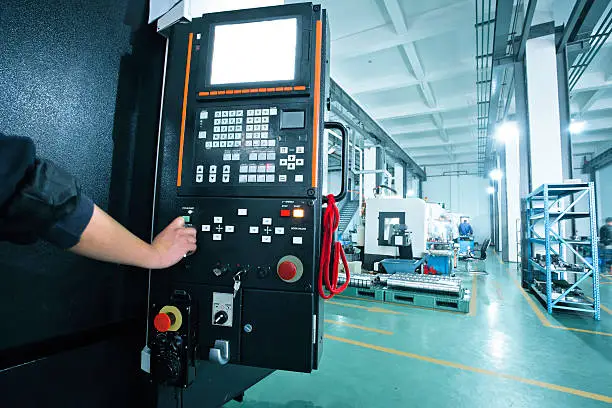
525, 34, 564, 186
505, 134, 521, 262
394, 163, 404, 197
363, 147, 377, 199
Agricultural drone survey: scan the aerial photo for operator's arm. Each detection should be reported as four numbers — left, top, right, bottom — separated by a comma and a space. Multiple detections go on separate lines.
0, 134, 196, 268
70, 206, 196, 269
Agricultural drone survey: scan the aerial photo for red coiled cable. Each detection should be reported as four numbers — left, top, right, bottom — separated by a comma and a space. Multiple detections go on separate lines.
318, 194, 350, 299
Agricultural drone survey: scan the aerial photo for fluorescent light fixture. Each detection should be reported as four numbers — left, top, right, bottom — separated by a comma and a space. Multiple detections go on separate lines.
407, 189, 415, 197
486, 186, 495, 194
210, 18, 297, 85
328, 147, 336, 155
569, 120, 586, 134
495, 121, 519, 143
489, 168, 503, 181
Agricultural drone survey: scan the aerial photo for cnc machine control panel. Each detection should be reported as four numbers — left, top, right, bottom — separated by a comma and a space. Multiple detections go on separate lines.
151, 3, 330, 381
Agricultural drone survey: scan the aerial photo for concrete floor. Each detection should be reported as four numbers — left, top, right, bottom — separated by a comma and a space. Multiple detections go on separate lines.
226, 254, 612, 407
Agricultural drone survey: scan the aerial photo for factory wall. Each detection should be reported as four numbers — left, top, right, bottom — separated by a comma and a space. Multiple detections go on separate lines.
422, 175, 491, 246
597, 164, 612, 226
0, 0, 163, 405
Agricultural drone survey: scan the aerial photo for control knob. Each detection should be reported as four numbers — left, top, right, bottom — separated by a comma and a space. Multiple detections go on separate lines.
214, 311, 229, 325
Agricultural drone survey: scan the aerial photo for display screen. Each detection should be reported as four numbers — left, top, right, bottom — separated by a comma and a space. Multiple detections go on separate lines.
210, 18, 298, 85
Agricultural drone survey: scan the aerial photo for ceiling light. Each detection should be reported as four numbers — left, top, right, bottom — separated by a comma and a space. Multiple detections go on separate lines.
486, 186, 495, 195
495, 121, 519, 143
569, 120, 585, 134
489, 168, 503, 181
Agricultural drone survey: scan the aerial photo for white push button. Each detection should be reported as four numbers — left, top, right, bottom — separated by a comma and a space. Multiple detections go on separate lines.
222, 111, 228, 117
225, 225, 234, 233
262, 218, 272, 225
258, 152, 267, 160
213, 234, 222, 241
247, 110, 254, 116
255, 109, 262, 116
232, 153, 241, 161
288, 163, 296, 170
262, 109, 269, 115
248, 175, 257, 182
295, 174, 304, 182
198, 131, 206, 139
223, 165, 231, 174
239, 175, 247, 183
279, 175, 287, 182
200, 110, 208, 119
270, 107, 278, 115
205, 142, 212, 149
222, 174, 230, 183
223, 153, 231, 161
261, 235, 271, 243
280, 147, 288, 154
249, 226, 259, 234
249, 153, 258, 161
213, 141, 220, 148
220, 141, 227, 148
296, 146, 305, 154
288, 155, 296, 162
209, 174, 217, 183
275, 227, 285, 235
196, 165, 204, 173
238, 209, 248, 216
214, 217, 223, 223
215, 111, 222, 118
266, 174, 275, 183
209, 165, 217, 173
296, 159, 304, 166
280, 159, 288, 166
248, 164, 257, 173
202, 225, 210, 232
257, 174, 266, 182
293, 237, 303, 245
240, 164, 248, 173
268, 139, 276, 146
195, 174, 204, 183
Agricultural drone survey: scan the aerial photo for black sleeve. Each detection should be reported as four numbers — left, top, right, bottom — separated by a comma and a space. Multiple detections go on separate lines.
0, 134, 94, 248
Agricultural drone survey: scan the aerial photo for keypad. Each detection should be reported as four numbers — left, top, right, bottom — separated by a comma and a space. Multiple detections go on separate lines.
194, 106, 305, 185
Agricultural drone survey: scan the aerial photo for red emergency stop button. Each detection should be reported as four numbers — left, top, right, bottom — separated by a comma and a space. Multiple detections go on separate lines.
280, 209, 291, 217
154, 313, 172, 332
278, 261, 297, 281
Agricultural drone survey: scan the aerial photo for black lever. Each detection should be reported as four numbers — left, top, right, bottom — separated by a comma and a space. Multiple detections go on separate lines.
324, 121, 349, 203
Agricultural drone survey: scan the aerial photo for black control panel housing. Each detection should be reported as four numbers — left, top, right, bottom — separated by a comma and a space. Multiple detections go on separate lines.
151, 2, 328, 380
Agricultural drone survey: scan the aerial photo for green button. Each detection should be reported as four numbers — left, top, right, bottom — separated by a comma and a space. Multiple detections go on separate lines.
182, 215, 191, 223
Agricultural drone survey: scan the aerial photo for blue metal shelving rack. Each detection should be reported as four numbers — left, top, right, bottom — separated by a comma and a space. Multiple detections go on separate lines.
525, 183, 600, 320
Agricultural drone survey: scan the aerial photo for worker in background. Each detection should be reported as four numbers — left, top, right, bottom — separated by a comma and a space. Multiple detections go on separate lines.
458, 219, 474, 237
600, 217, 612, 272
0, 134, 197, 268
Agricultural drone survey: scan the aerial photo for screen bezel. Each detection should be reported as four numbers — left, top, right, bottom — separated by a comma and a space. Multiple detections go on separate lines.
196, 6, 313, 93
208, 17, 300, 86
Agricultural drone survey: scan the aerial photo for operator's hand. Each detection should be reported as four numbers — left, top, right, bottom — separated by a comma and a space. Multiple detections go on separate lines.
150, 217, 197, 269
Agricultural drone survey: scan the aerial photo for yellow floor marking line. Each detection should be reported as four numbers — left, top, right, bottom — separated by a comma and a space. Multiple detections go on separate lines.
499, 254, 612, 336
326, 300, 405, 315
468, 277, 477, 316
325, 334, 612, 404
324, 319, 393, 335
549, 325, 612, 337
586, 296, 612, 316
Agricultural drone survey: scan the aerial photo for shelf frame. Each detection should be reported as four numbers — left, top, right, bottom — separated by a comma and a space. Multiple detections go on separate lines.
525, 182, 600, 320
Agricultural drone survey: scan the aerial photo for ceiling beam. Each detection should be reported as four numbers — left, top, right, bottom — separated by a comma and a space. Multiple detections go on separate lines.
332, 1, 471, 61
379, 0, 447, 143
348, 62, 474, 96
370, 94, 476, 120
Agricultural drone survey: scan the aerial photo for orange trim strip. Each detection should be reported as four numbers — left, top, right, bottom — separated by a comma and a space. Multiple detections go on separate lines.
177, 33, 193, 187
312, 20, 322, 188
197, 86, 308, 97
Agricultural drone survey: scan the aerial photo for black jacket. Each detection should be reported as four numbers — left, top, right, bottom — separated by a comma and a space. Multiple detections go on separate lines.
601, 224, 612, 247
0, 134, 93, 248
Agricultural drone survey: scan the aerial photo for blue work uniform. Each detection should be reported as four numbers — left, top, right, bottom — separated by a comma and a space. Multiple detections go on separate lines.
0, 134, 93, 248
458, 222, 473, 236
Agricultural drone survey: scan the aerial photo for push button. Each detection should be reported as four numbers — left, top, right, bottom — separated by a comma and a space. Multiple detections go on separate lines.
154, 313, 172, 332
278, 261, 297, 281
280, 209, 291, 217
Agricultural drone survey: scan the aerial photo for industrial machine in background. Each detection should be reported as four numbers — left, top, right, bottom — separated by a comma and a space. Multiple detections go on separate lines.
147, 3, 348, 405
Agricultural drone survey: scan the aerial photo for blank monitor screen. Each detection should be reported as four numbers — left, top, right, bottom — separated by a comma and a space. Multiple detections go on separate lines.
210, 18, 298, 85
